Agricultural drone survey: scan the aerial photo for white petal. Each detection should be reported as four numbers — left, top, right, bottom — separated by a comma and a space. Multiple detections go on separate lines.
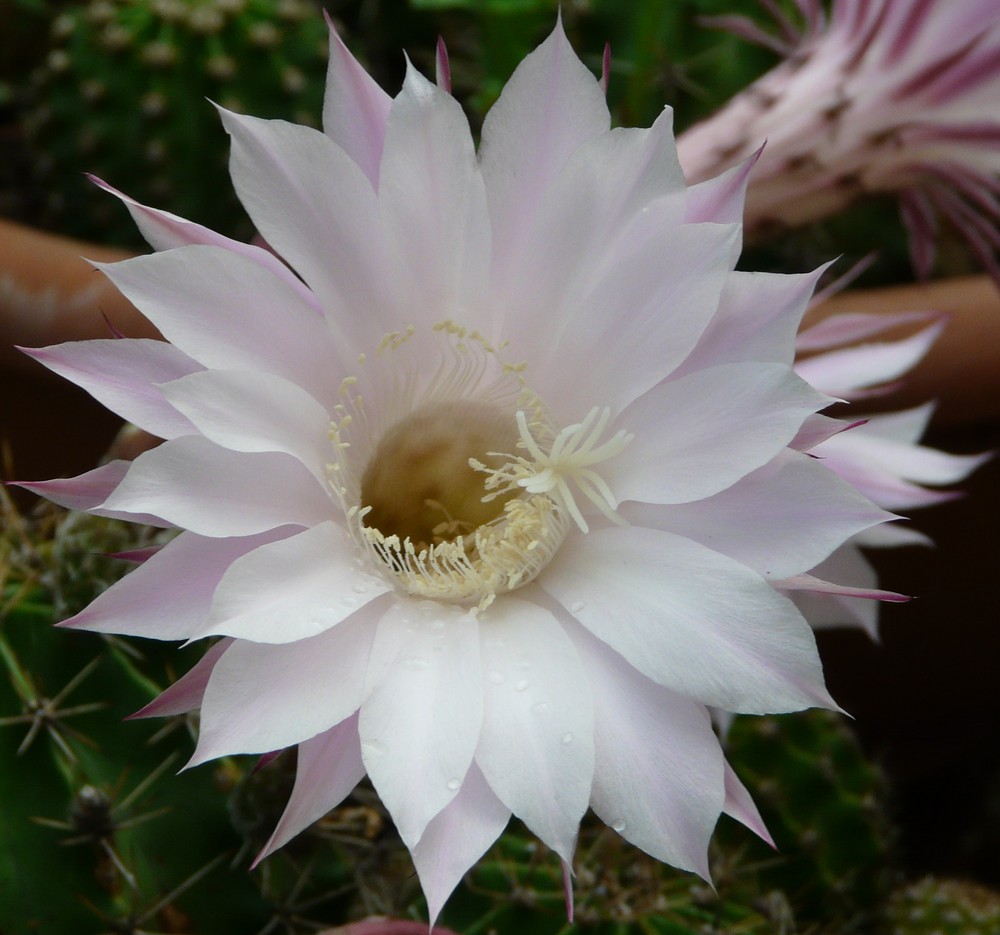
218, 109, 397, 350
624, 450, 893, 578
494, 109, 691, 372
322, 17, 392, 186
189, 601, 381, 764
676, 267, 826, 375
22, 339, 200, 440
412, 762, 511, 926
377, 63, 491, 327
723, 761, 773, 847
131, 639, 232, 718
537, 222, 739, 419
61, 528, 294, 639
684, 153, 756, 223
569, 622, 724, 878
794, 320, 945, 397
480, 20, 609, 280
17, 461, 168, 526
96, 246, 343, 407
100, 437, 335, 537
202, 521, 389, 643
791, 545, 882, 637
795, 310, 939, 353
89, 175, 322, 309
540, 527, 836, 714
161, 369, 333, 481
474, 596, 594, 863
255, 713, 367, 862
610, 364, 830, 505
360, 600, 483, 849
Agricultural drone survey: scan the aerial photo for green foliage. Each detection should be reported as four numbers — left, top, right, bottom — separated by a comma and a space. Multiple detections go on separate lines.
717, 710, 894, 932
25, 0, 330, 245
886, 877, 1000, 934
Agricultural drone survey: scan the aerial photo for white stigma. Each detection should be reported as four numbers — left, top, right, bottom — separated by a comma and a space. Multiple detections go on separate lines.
480, 407, 633, 533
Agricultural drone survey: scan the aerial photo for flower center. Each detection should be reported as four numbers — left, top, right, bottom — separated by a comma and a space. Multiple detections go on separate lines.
327, 324, 631, 609
359, 400, 519, 550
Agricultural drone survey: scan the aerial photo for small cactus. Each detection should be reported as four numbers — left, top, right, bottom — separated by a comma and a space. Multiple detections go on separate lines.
25, 0, 330, 245
716, 709, 894, 932
885, 877, 1000, 935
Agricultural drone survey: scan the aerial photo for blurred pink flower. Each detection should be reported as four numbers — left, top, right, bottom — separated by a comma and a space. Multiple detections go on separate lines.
20, 20, 894, 923
678, 0, 1000, 280
790, 309, 988, 633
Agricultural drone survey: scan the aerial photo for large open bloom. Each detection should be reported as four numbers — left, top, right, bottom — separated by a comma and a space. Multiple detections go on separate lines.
21, 21, 895, 923
677, 0, 1000, 281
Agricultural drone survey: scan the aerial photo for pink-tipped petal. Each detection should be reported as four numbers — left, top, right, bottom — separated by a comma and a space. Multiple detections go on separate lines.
100, 437, 335, 537
255, 713, 366, 864
218, 108, 395, 350
190, 602, 381, 765
684, 148, 760, 224
542, 527, 836, 714
16, 462, 169, 527
377, 62, 491, 327
625, 449, 894, 579
160, 369, 333, 482
22, 339, 200, 440
480, 19, 609, 280
610, 364, 830, 506
94, 247, 345, 407
723, 761, 774, 848
569, 621, 724, 880
435, 37, 452, 93
411, 762, 511, 927
360, 600, 483, 850
130, 639, 232, 718
475, 596, 594, 864
61, 528, 294, 639
202, 521, 390, 644
322, 13, 392, 187
87, 175, 321, 309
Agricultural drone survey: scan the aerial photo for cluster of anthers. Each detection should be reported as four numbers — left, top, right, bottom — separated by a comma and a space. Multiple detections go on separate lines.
323, 326, 633, 611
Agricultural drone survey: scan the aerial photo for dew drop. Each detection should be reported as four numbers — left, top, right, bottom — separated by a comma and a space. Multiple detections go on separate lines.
516, 659, 530, 670
515, 679, 530, 692
430, 618, 446, 631
341, 596, 357, 608
352, 581, 370, 594
531, 701, 550, 713
612, 819, 626, 833
570, 601, 585, 613
488, 671, 505, 685
402, 656, 430, 670
446, 777, 462, 791
561, 732, 574, 744
362, 740, 386, 757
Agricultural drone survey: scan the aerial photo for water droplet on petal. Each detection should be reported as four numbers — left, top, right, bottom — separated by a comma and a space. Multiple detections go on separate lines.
612, 819, 626, 833
561, 732, 574, 744
362, 740, 386, 757
571, 601, 585, 613
515, 679, 530, 692
342, 596, 357, 608
531, 701, 550, 713
488, 671, 505, 685
352, 581, 370, 594
430, 618, 446, 631
446, 777, 461, 791
402, 656, 429, 670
